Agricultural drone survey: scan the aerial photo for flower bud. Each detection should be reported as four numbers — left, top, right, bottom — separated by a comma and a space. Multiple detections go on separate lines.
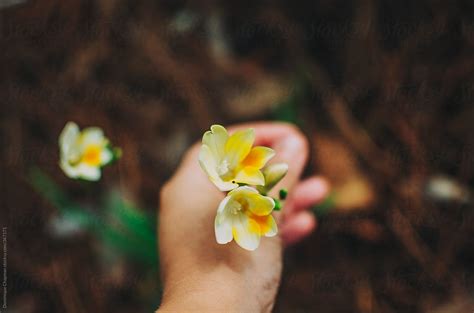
257, 163, 288, 195
279, 188, 288, 200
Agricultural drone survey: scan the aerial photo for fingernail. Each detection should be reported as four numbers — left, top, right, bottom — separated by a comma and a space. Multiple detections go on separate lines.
312, 177, 330, 196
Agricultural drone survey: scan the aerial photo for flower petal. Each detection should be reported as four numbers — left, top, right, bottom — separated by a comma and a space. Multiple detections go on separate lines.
234, 167, 265, 186
199, 145, 238, 191
227, 185, 258, 197
61, 161, 101, 181
59, 159, 80, 179
224, 128, 255, 169
217, 194, 232, 214
249, 214, 278, 237
59, 122, 80, 159
81, 127, 108, 147
199, 144, 219, 180
59, 122, 79, 147
213, 180, 239, 191
202, 125, 228, 161
215, 211, 233, 244
242, 146, 275, 169
76, 163, 101, 181
232, 213, 261, 251
100, 148, 113, 165
263, 215, 278, 237
247, 194, 275, 216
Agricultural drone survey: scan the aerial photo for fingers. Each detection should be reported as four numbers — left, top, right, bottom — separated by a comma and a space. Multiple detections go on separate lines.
270, 134, 308, 193
279, 211, 317, 245
279, 176, 330, 245
227, 122, 303, 146
284, 176, 329, 216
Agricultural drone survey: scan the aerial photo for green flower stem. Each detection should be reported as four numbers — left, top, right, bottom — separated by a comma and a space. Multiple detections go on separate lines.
28, 167, 158, 266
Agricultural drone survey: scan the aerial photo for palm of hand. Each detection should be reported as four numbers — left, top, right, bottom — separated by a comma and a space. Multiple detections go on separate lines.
158, 123, 329, 312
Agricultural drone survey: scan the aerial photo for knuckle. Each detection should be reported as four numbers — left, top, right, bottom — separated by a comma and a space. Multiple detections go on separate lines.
288, 126, 309, 151
183, 143, 200, 163
279, 123, 309, 148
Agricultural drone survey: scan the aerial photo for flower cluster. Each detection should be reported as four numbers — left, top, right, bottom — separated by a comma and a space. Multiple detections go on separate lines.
199, 125, 288, 251
59, 122, 121, 181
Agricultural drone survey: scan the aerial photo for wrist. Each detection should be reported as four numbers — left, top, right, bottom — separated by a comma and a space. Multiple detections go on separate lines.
157, 268, 259, 312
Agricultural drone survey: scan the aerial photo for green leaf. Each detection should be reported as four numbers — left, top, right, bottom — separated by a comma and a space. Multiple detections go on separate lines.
103, 190, 158, 266
29, 167, 99, 228
29, 167, 158, 267
29, 167, 72, 210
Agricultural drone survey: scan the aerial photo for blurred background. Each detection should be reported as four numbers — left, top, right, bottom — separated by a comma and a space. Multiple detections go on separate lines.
1, 0, 474, 312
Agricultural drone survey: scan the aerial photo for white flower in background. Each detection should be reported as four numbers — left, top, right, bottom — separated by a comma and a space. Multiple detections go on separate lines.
199, 125, 275, 191
215, 186, 277, 251
59, 122, 116, 181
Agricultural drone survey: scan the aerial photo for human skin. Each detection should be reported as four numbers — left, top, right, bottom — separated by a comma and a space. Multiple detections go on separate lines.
157, 122, 329, 312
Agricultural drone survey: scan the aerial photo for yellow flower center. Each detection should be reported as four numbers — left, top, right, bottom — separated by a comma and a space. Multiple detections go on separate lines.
217, 159, 230, 175
217, 159, 236, 181
82, 145, 102, 166
229, 197, 250, 215
229, 202, 241, 215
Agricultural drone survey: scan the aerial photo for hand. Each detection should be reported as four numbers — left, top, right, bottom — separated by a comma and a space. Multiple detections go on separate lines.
157, 122, 329, 312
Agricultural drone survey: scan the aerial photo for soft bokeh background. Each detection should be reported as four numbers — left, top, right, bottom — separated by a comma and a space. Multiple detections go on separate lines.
2, 0, 474, 312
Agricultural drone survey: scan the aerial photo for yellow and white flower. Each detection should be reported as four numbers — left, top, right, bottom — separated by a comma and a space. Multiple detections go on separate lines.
199, 125, 275, 191
215, 186, 277, 251
59, 122, 115, 181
